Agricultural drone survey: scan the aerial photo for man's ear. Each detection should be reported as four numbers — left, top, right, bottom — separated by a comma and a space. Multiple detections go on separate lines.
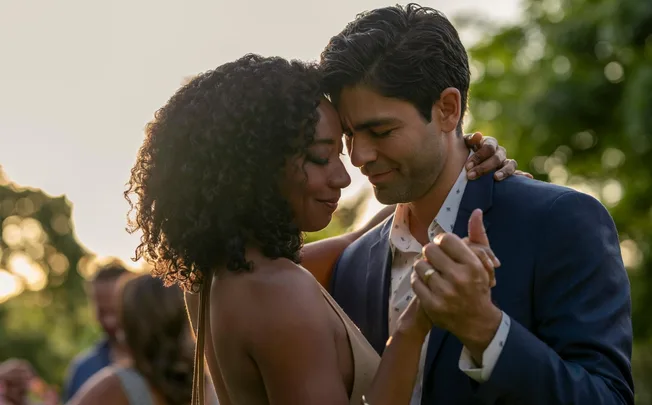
432, 87, 461, 133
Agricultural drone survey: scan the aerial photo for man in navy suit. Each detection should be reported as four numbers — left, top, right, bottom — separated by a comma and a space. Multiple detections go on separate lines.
321, 3, 633, 404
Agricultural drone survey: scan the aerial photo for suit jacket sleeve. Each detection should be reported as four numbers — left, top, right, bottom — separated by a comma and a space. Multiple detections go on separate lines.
485, 191, 634, 404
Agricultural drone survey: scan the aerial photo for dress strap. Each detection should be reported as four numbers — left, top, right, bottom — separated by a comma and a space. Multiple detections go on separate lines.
191, 276, 211, 405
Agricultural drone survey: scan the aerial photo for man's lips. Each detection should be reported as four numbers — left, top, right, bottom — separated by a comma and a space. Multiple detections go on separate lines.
368, 169, 395, 184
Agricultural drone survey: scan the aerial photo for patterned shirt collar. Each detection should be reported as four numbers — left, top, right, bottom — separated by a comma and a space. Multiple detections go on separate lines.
388, 151, 472, 254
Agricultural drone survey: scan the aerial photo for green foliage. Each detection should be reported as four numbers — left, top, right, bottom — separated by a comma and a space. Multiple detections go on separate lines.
0, 170, 100, 391
463, 0, 652, 398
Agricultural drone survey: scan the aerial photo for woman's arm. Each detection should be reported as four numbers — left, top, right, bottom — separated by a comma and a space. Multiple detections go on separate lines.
362, 297, 432, 405
301, 204, 395, 287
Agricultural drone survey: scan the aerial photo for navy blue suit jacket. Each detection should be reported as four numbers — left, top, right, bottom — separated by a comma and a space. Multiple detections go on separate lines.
330, 173, 634, 404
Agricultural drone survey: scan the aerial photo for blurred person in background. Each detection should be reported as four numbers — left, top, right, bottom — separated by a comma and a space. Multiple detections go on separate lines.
1, 359, 60, 405
67, 273, 218, 405
0, 359, 32, 405
63, 261, 128, 401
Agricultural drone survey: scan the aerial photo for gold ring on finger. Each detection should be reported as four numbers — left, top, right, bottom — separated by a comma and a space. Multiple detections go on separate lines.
423, 268, 436, 284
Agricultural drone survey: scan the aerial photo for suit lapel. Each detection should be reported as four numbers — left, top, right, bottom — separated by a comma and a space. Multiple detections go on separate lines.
423, 172, 495, 389
365, 217, 393, 354
453, 171, 494, 238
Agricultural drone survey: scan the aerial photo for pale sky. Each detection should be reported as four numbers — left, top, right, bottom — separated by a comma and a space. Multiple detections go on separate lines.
0, 0, 523, 267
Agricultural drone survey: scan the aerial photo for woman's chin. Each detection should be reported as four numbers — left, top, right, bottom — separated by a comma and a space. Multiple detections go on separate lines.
301, 215, 333, 233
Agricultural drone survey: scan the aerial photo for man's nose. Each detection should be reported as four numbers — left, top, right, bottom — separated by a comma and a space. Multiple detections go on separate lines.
349, 134, 377, 168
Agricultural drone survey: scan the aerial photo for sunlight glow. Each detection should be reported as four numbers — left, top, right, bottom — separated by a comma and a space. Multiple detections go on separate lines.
9, 253, 47, 291
21, 218, 45, 243
0, 270, 22, 304
2, 223, 22, 247
552, 55, 572, 78
50, 214, 71, 236
604, 61, 624, 83
602, 148, 626, 170
621, 239, 643, 270
602, 179, 624, 207
548, 165, 569, 185
48, 252, 70, 275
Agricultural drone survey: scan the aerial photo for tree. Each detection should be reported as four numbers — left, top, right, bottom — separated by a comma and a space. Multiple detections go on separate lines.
462, 0, 652, 400
0, 167, 99, 389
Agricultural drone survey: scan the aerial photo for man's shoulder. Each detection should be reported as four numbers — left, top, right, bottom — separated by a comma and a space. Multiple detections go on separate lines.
494, 175, 572, 202
494, 175, 606, 214
493, 175, 614, 237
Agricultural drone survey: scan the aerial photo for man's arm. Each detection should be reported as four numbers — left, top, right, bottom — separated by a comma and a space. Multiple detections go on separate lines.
485, 191, 634, 404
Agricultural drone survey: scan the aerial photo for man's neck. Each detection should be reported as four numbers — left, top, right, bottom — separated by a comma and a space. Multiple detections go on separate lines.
408, 136, 469, 244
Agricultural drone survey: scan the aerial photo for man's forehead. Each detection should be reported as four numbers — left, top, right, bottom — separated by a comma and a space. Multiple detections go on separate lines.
340, 113, 403, 134
337, 87, 404, 129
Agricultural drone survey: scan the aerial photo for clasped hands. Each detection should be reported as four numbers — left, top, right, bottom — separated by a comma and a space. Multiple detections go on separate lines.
399, 209, 502, 364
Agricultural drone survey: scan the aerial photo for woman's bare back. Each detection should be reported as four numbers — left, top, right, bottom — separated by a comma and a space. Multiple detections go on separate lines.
185, 257, 354, 405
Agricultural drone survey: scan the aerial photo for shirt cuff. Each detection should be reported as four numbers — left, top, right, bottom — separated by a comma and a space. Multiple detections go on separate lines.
458, 312, 511, 382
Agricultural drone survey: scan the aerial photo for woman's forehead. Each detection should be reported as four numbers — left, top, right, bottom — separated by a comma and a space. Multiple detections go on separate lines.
315, 100, 344, 141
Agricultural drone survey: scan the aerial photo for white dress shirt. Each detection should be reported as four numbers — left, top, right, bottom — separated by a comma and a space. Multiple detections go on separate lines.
387, 153, 511, 404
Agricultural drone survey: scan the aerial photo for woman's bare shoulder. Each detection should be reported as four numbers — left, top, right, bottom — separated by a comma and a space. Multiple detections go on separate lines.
234, 260, 325, 317
67, 367, 130, 405
185, 260, 324, 331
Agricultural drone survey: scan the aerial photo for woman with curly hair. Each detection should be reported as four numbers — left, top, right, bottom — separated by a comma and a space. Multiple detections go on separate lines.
67, 274, 218, 405
125, 54, 519, 405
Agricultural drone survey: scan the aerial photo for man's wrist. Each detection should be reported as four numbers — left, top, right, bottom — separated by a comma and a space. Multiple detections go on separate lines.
459, 305, 503, 364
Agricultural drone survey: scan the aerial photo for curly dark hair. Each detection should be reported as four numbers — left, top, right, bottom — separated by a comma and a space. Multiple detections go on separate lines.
320, 3, 470, 132
118, 274, 193, 405
125, 54, 324, 292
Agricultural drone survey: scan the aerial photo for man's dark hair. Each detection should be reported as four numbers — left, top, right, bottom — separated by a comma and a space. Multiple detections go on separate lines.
91, 260, 128, 284
320, 3, 470, 131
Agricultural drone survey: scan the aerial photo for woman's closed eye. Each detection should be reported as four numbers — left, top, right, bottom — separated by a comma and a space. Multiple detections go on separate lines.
306, 153, 330, 165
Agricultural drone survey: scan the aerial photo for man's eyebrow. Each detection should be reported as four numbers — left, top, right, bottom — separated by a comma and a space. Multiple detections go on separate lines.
346, 118, 402, 133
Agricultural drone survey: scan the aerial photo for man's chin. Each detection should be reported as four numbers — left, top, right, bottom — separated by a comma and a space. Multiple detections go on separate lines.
373, 186, 409, 205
